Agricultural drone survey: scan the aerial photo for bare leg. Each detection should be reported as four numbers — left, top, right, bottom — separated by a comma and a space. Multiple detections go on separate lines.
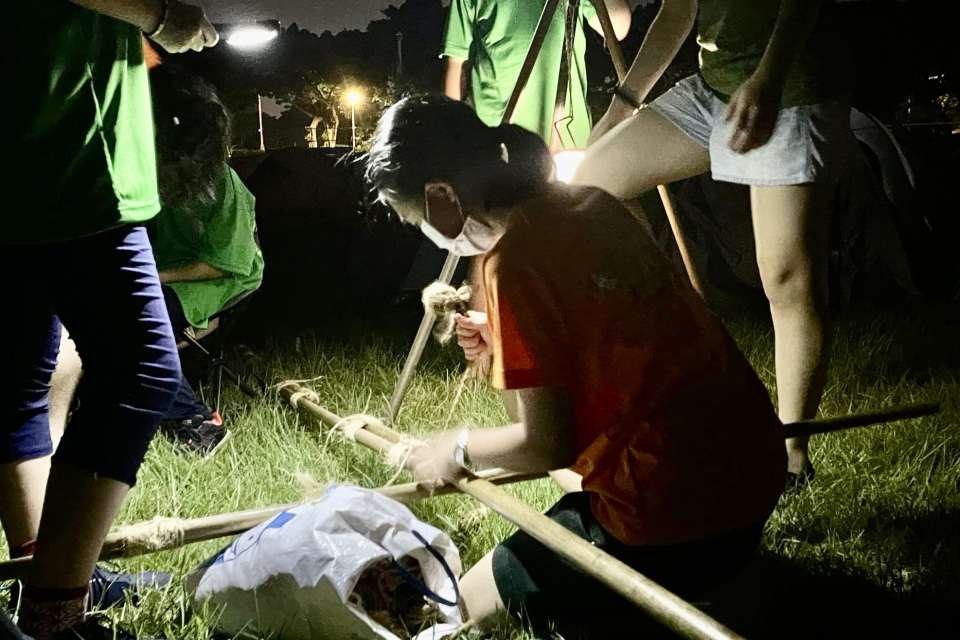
48, 331, 82, 450
573, 108, 710, 199
28, 466, 129, 589
750, 185, 833, 475
0, 457, 50, 551
460, 551, 511, 631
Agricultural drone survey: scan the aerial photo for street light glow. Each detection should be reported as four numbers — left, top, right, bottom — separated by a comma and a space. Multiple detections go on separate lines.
347, 91, 362, 106
226, 26, 279, 49
553, 149, 585, 184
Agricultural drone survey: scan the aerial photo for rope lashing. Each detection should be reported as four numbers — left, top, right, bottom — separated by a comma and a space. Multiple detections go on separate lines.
273, 379, 323, 409
106, 516, 186, 556
422, 281, 472, 345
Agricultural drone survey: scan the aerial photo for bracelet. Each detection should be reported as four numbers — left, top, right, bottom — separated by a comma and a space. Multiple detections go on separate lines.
453, 429, 471, 471
148, 0, 170, 39
610, 85, 642, 111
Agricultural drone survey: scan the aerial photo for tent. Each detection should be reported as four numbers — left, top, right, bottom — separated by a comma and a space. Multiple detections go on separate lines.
650, 108, 950, 312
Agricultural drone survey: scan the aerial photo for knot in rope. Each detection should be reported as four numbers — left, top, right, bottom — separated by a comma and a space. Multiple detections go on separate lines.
422, 281, 472, 344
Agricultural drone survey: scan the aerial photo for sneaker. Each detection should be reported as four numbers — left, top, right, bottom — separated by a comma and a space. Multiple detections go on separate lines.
88, 567, 171, 610
161, 413, 231, 457
6, 567, 170, 616
784, 464, 816, 493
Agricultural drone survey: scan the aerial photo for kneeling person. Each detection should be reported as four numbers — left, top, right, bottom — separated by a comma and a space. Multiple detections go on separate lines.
366, 96, 785, 634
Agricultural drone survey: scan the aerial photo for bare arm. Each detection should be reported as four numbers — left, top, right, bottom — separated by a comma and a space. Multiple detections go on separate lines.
443, 57, 467, 101
725, 0, 827, 153
586, 0, 632, 41
756, 0, 827, 88
159, 261, 228, 285
67, 0, 164, 32
618, 0, 697, 105
410, 387, 579, 491
588, 0, 697, 143
466, 387, 578, 472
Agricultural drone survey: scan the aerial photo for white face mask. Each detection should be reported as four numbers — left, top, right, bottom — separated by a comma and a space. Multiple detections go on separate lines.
421, 217, 501, 256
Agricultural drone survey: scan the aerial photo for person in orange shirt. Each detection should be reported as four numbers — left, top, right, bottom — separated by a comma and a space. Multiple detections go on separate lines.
366, 95, 785, 634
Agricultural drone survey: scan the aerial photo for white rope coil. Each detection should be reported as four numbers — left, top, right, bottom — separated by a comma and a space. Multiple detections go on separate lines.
108, 516, 185, 556
422, 282, 472, 344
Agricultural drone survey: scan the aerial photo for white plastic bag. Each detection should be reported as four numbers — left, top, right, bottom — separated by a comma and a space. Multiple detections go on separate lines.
186, 485, 463, 640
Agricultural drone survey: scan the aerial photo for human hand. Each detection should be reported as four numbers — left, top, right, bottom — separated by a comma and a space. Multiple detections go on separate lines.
455, 311, 492, 362
725, 72, 782, 154
588, 97, 637, 146
150, 0, 219, 54
409, 431, 463, 494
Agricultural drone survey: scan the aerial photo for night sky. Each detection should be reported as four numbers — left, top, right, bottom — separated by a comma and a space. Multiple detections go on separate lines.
201, 0, 402, 33
201, 0, 662, 33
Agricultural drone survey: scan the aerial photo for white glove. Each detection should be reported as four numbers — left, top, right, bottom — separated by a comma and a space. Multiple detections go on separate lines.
149, 0, 219, 54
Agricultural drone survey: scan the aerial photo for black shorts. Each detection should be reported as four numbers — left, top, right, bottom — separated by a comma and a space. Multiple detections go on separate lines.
491, 492, 765, 635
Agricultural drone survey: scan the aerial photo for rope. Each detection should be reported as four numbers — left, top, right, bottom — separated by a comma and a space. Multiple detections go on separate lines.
108, 516, 185, 556
328, 414, 382, 442
422, 281, 472, 345
273, 379, 323, 408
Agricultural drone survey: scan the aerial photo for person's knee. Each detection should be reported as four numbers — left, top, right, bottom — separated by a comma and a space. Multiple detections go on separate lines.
757, 255, 825, 311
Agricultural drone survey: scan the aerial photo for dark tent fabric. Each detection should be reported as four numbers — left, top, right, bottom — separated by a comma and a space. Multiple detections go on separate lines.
230, 148, 424, 334
655, 108, 943, 311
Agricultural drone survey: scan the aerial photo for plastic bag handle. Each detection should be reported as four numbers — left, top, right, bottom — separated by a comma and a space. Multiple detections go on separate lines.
389, 530, 461, 608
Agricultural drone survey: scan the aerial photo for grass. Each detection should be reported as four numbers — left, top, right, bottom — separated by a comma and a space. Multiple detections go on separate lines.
3, 302, 959, 639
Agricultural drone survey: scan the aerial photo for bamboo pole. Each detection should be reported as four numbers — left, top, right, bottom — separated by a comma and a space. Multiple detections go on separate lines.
388, 0, 564, 422
0, 467, 543, 582
593, 0, 628, 79
783, 402, 939, 439
280, 384, 746, 640
593, 0, 703, 295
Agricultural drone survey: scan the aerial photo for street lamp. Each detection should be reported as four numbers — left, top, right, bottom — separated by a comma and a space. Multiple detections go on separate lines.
223, 21, 281, 152
347, 91, 362, 151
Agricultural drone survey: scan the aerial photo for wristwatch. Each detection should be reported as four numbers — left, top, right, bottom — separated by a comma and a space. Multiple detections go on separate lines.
453, 429, 471, 471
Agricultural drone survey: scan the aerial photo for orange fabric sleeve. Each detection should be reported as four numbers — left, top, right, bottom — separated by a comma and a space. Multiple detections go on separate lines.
486, 262, 571, 391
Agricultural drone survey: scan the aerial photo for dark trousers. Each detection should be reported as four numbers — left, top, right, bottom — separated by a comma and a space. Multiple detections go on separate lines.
0, 225, 180, 486
161, 286, 214, 422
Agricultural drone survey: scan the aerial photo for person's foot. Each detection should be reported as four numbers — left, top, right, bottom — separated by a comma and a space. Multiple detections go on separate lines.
88, 566, 171, 609
6, 567, 171, 615
785, 464, 816, 492
161, 413, 231, 457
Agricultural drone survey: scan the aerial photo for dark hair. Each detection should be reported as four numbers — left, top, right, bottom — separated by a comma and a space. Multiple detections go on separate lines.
365, 95, 552, 213
150, 64, 232, 209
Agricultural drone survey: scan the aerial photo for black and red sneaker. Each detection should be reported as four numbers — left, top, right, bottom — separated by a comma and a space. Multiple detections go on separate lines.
161, 413, 231, 458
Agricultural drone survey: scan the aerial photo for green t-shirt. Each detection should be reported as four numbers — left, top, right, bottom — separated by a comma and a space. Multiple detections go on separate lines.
442, 0, 598, 149
4, 3, 160, 245
697, 0, 851, 107
152, 168, 264, 329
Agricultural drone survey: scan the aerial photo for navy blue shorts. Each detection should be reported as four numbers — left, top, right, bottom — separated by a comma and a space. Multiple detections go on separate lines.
492, 492, 765, 635
0, 225, 181, 486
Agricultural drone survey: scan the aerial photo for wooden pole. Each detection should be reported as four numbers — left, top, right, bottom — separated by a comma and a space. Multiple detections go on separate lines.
388, 0, 563, 422
280, 384, 746, 640
388, 251, 460, 422
0, 466, 541, 582
783, 402, 939, 439
593, 0, 703, 295
592, 0, 628, 79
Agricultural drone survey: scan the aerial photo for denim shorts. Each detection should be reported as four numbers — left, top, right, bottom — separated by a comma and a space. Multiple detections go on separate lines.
649, 74, 858, 186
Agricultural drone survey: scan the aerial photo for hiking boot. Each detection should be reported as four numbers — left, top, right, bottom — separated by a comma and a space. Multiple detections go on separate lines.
88, 567, 171, 609
161, 413, 231, 457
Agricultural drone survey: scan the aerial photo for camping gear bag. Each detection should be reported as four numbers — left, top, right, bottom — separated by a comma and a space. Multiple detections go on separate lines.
186, 485, 464, 640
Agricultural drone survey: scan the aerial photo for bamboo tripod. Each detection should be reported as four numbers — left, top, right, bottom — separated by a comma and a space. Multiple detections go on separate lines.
388, 0, 700, 423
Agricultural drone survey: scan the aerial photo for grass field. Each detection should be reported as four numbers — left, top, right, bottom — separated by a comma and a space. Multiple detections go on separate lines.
3, 301, 959, 640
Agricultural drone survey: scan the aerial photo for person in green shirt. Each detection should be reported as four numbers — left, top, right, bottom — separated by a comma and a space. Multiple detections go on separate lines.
146, 61, 263, 455
442, 0, 632, 150
1, 2, 217, 640
573, 0, 859, 487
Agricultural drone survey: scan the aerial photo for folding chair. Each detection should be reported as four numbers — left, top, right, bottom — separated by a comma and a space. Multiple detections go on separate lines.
179, 289, 263, 413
